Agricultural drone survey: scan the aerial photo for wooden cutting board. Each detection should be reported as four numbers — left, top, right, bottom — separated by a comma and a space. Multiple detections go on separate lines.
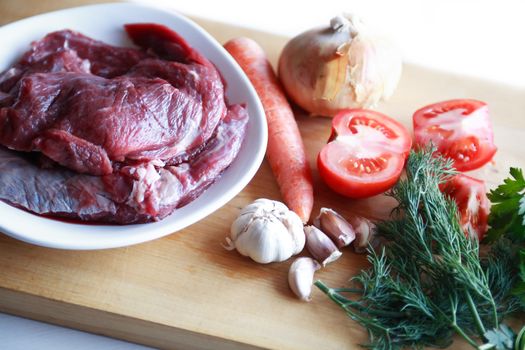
0, 1, 524, 349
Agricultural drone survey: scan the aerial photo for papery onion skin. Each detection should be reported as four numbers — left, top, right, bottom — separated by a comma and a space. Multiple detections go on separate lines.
278, 15, 402, 117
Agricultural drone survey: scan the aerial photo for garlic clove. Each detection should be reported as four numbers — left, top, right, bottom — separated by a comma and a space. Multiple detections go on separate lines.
304, 225, 342, 267
281, 213, 306, 255
230, 211, 253, 241
288, 257, 321, 301
314, 208, 356, 248
347, 215, 377, 253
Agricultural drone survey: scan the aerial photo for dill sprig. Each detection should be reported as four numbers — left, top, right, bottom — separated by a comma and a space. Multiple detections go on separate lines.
315, 148, 521, 349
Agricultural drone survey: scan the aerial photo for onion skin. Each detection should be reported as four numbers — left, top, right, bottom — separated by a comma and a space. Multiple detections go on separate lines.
278, 15, 402, 117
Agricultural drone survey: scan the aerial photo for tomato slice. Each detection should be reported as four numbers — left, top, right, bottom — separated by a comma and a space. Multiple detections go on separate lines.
440, 174, 489, 240
317, 109, 411, 198
413, 99, 497, 171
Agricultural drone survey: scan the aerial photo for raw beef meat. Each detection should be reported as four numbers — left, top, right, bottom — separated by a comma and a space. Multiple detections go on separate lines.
0, 23, 249, 224
0, 24, 227, 175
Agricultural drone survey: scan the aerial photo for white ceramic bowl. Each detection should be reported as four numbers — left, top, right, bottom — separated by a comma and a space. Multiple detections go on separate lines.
0, 3, 267, 249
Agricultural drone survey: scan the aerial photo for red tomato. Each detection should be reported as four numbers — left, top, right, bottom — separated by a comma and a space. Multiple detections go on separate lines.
317, 109, 412, 198
413, 99, 497, 172
440, 174, 489, 240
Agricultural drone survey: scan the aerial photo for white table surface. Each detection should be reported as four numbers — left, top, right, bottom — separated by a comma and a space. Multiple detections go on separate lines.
1, 0, 524, 349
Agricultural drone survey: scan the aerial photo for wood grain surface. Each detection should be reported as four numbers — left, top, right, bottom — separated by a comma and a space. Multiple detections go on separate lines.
0, 1, 524, 349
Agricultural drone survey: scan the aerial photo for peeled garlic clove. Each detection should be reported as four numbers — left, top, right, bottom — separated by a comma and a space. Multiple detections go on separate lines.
288, 257, 321, 301
348, 215, 377, 253
314, 208, 355, 248
304, 225, 342, 267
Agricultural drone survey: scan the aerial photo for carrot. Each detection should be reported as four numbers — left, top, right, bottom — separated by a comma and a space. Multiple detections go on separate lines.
224, 37, 314, 223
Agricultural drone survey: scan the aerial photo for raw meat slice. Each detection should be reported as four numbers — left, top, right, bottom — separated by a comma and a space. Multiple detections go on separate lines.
0, 24, 249, 223
18, 29, 152, 78
0, 105, 248, 224
33, 128, 113, 176
0, 25, 226, 175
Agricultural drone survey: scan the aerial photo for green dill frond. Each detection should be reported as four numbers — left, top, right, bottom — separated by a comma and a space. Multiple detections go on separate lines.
316, 148, 519, 349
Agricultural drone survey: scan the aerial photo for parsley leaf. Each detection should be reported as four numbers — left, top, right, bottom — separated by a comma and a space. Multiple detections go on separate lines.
484, 324, 515, 350
489, 168, 525, 199
520, 196, 525, 226
487, 168, 525, 309
485, 168, 525, 242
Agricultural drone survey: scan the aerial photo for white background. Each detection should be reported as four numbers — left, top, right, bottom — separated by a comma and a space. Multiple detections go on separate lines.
1, 0, 524, 349
142, 0, 525, 87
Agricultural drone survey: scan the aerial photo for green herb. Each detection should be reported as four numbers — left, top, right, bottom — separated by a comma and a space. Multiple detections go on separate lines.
485, 168, 525, 309
514, 250, 525, 305
485, 168, 525, 243
515, 326, 525, 350
315, 148, 521, 349
483, 324, 516, 350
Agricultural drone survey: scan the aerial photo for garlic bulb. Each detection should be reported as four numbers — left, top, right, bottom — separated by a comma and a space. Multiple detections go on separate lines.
278, 13, 402, 117
225, 198, 305, 264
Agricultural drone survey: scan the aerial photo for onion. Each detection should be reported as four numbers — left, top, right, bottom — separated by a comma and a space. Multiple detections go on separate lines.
278, 14, 402, 117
